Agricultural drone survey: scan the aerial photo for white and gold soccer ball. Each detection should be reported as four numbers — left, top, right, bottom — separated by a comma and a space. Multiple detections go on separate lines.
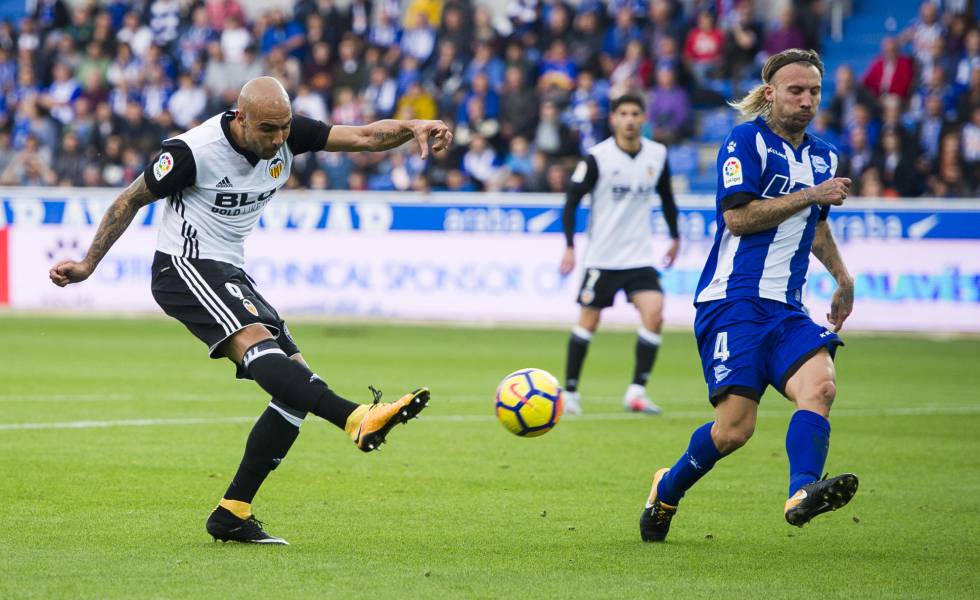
494, 368, 564, 437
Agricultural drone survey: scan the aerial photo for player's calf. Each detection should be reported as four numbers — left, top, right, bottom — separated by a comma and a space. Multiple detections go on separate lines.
243, 339, 359, 429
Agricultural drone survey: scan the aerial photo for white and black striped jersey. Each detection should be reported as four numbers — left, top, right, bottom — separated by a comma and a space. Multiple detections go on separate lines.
563, 137, 679, 270
143, 111, 331, 267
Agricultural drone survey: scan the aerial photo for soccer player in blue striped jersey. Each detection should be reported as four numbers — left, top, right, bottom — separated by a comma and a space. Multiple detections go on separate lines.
640, 49, 859, 542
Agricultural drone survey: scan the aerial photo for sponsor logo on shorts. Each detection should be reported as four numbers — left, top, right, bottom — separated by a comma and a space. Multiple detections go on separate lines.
713, 364, 732, 383
225, 282, 243, 299
243, 299, 258, 316
579, 289, 595, 305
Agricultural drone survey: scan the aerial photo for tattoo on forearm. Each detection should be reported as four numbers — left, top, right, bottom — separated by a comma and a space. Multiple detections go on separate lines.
811, 223, 850, 285
84, 177, 156, 268
727, 189, 812, 235
370, 121, 415, 150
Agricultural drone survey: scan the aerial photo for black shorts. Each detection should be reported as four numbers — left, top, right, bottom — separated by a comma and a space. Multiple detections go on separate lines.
576, 266, 663, 309
150, 251, 300, 377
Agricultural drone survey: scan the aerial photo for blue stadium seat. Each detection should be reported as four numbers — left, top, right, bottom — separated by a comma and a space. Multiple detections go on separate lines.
668, 144, 699, 179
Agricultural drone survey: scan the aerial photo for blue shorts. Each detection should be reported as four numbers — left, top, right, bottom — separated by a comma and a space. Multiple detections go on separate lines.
694, 298, 843, 405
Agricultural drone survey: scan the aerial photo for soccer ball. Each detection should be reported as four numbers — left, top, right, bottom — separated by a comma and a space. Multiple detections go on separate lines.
494, 368, 564, 437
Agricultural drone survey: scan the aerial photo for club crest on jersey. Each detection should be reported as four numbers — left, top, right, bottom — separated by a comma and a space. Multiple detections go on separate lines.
242, 299, 259, 316
153, 152, 173, 180
269, 156, 284, 179
723, 157, 742, 188
812, 155, 829, 174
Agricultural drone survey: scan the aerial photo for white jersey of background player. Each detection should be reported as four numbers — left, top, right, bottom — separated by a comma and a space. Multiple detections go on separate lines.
560, 93, 681, 416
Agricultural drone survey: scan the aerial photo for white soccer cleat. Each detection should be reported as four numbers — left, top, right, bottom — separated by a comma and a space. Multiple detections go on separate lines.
562, 390, 583, 416
623, 384, 662, 415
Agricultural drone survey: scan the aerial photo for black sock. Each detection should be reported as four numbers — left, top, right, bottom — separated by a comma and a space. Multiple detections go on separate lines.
243, 340, 359, 429
632, 328, 662, 386
224, 403, 301, 503
565, 327, 592, 392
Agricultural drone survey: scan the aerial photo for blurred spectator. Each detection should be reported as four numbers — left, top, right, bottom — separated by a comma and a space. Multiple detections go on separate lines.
928, 132, 971, 197
331, 87, 365, 125
502, 136, 534, 177
470, 5, 499, 47
1, 134, 56, 185
762, 7, 806, 57
545, 162, 568, 193
683, 10, 724, 85
840, 127, 873, 180
178, 7, 216, 71
534, 100, 577, 157
206, 0, 245, 33
914, 94, 952, 162
394, 80, 437, 121
962, 106, 980, 188
829, 65, 878, 132
149, 0, 181, 48
466, 41, 505, 91
873, 127, 921, 197
401, 13, 437, 64
425, 41, 466, 110
647, 65, 691, 144
725, 1, 762, 93
603, 7, 643, 60
260, 9, 305, 61
455, 95, 500, 146
117, 11, 152, 58
220, 15, 251, 64
462, 133, 498, 190
900, 1, 944, 66
362, 66, 397, 120
168, 73, 207, 129
609, 39, 652, 97
53, 132, 87, 186
569, 9, 603, 74
106, 43, 141, 89
955, 30, 980, 89
956, 66, 980, 122
334, 36, 368, 93
38, 63, 80, 125
862, 37, 915, 99
498, 66, 538, 141
856, 166, 886, 198
644, 1, 682, 59
538, 39, 578, 102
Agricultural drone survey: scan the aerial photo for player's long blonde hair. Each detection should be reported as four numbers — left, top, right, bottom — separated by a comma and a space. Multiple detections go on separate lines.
728, 49, 825, 118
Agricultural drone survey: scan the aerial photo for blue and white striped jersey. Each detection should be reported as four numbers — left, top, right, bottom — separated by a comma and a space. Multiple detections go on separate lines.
695, 117, 839, 308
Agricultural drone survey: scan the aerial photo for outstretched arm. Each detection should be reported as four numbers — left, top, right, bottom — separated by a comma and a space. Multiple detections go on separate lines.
49, 176, 158, 286
810, 220, 853, 332
325, 119, 453, 159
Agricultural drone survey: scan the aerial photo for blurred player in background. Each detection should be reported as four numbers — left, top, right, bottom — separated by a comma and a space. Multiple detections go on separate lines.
560, 94, 680, 416
640, 50, 858, 542
49, 77, 452, 545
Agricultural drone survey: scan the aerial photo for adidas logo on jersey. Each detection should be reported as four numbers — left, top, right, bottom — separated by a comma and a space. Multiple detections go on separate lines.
216, 177, 233, 188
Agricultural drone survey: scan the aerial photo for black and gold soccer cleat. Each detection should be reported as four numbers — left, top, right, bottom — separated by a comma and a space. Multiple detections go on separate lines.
784, 473, 859, 527
206, 506, 288, 545
346, 387, 430, 452
640, 468, 677, 542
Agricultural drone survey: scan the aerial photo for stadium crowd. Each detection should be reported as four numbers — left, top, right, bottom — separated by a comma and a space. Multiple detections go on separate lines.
0, 0, 977, 197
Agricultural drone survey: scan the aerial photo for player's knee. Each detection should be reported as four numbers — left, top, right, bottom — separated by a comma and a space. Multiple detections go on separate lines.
713, 422, 754, 453
813, 379, 836, 408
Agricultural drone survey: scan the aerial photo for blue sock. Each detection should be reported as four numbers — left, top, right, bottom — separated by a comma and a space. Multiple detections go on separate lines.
786, 409, 831, 497
656, 422, 724, 506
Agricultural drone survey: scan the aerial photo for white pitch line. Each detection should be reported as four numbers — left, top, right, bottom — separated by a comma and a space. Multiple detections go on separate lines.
1, 405, 979, 431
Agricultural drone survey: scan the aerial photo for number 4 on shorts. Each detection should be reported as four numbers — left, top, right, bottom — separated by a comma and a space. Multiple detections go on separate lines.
713, 331, 730, 362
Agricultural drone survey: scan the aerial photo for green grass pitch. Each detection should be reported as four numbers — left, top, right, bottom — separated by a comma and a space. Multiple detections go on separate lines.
1, 316, 978, 599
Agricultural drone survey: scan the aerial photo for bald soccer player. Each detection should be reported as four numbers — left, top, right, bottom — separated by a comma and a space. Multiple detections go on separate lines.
49, 77, 453, 545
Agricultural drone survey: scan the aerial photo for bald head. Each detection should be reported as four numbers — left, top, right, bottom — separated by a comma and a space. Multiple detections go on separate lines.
238, 76, 291, 116
234, 77, 292, 159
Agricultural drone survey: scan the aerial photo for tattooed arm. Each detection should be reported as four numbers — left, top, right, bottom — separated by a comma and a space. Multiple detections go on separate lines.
811, 220, 854, 332
723, 177, 852, 236
324, 119, 453, 159
49, 176, 159, 287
